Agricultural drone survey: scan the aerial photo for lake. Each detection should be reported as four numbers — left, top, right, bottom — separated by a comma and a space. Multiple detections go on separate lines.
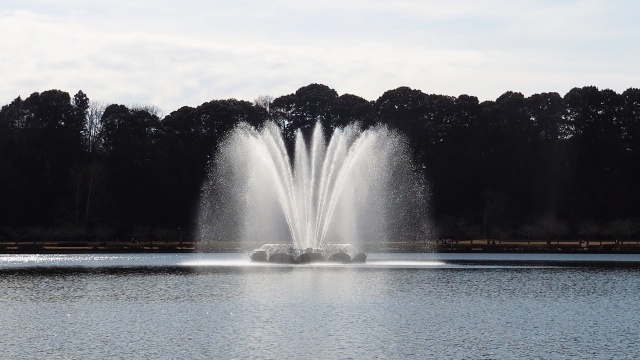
1, 253, 640, 359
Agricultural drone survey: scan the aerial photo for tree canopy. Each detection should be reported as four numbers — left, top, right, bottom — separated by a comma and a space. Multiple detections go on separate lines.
1, 84, 639, 242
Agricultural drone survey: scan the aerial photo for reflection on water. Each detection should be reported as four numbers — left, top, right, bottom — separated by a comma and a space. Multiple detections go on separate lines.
4, 252, 640, 270
1, 253, 640, 358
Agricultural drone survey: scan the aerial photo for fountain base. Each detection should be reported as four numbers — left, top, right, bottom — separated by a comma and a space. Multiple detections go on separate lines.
249, 244, 366, 264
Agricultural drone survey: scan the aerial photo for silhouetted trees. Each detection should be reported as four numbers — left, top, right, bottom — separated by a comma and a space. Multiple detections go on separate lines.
0, 90, 87, 231
0, 84, 639, 243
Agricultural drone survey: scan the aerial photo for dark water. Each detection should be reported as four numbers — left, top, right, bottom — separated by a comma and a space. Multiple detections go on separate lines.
1, 253, 640, 359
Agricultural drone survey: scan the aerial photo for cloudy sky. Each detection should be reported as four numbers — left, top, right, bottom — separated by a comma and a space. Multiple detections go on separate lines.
2, 0, 639, 113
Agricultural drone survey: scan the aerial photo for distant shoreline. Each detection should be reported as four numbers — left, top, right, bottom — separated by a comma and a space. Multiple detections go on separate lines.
0, 241, 198, 254
384, 239, 640, 254
2, 239, 640, 254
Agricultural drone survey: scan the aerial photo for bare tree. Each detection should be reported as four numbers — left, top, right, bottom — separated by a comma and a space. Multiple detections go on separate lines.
59, 161, 107, 234
577, 220, 600, 243
86, 101, 106, 153
607, 218, 637, 243
521, 216, 568, 242
254, 95, 274, 113
131, 104, 165, 119
482, 191, 506, 239
438, 215, 469, 240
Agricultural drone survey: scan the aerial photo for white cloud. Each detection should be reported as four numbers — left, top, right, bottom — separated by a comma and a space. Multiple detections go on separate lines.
1, 1, 639, 113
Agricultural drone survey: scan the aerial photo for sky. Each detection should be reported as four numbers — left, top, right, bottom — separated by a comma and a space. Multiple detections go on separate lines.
2, 0, 639, 114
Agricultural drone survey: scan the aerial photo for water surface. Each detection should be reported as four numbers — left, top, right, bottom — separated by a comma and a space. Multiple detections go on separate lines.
1, 253, 639, 359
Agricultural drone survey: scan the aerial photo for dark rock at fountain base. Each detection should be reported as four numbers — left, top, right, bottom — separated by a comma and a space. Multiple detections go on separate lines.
249, 250, 268, 262
269, 253, 295, 264
296, 252, 325, 264
327, 252, 351, 264
250, 244, 366, 264
352, 253, 367, 263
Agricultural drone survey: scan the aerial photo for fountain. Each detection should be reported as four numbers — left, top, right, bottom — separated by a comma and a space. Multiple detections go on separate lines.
197, 121, 429, 263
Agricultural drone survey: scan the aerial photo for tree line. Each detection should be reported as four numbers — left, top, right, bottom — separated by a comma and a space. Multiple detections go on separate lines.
0, 84, 639, 243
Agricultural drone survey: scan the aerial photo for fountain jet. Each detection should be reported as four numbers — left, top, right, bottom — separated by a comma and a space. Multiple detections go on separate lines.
197, 121, 430, 260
